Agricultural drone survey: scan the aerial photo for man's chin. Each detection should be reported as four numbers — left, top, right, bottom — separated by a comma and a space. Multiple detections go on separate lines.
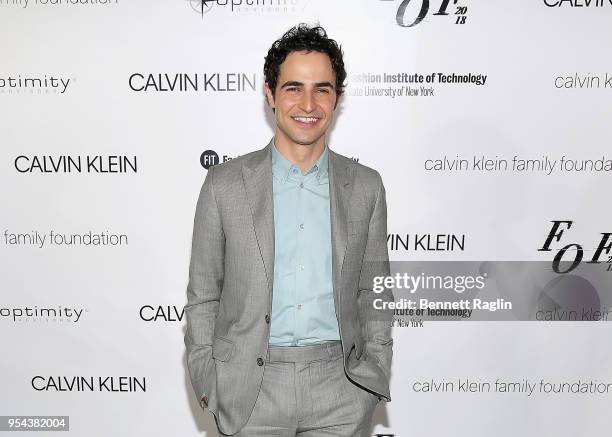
289, 135, 324, 147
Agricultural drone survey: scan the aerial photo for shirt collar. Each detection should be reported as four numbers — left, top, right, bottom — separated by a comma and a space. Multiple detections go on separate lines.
271, 138, 329, 182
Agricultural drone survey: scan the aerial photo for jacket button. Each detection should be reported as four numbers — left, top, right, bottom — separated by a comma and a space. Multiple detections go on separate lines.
257, 357, 264, 366
265, 314, 270, 324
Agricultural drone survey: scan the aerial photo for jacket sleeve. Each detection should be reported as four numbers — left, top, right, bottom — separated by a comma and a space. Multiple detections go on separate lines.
357, 171, 394, 389
184, 165, 225, 405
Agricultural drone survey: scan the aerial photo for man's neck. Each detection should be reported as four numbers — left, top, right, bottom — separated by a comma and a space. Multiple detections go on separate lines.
273, 134, 326, 175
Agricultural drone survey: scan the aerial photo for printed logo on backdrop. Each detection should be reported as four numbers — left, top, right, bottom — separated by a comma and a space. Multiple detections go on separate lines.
346, 72, 487, 99
129, 73, 257, 92
530, 220, 612, 322
387, 233, 465, 252
423, 154, 612, 175
13, 155, 137, 173
189, 0, 213, 15
140, 305, 184, 322
377, 0, 469, 27
0, 74, 74, 94
0, 0, 118, 9
198, 149, 360, 170
0, 306, 87, 323
554, 72, 612, 89
3, 230, 128, 248
200, 149, 239, 169
32, 376, 146, 392
187, 0, 310, 18
543, 0, 612, 7
539, 220, 612, 274
200, 150, 220, 169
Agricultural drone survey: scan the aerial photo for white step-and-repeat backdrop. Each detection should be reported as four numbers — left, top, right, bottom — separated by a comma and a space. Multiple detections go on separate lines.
1, 1, 611, 436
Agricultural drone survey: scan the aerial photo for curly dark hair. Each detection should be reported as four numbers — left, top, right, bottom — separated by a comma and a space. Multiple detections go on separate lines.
264, 23, 347, 99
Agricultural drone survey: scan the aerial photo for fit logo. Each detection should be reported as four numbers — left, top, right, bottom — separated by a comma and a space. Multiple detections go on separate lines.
538, 220, 612, 273
200, 150, 219, 169
388, 0, 469, 27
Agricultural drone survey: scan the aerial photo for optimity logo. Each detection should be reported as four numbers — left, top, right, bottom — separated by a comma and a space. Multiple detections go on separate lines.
188, 0, 213, 15
187, 0, 309, 18
0, 74, 72, 94
0, 305, 87, 323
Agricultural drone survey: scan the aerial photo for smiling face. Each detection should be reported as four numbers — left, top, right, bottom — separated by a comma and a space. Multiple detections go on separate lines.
264, 50, 338, 150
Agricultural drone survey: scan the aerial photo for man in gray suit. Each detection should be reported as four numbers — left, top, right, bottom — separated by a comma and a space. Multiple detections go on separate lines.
184, 24, 394, 436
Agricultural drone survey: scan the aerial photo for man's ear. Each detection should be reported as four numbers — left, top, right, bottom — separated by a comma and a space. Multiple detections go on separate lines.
333, 93, 341, 111
264, 82, 275, 109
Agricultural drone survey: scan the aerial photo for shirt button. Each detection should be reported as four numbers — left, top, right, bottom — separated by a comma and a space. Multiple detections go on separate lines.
299, 223, 304, 229
257, 357, 264, 366
297, 304, 302, 310
299, 183, 304, 188
298, 264, 304, 271
265, 314, 270, 324
291, 168, 298, 174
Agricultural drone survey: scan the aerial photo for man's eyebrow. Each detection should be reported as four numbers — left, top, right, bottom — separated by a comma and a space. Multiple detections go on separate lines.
280, 81, 303, 88
279, 81, 335, 89
314, 81, 335, 89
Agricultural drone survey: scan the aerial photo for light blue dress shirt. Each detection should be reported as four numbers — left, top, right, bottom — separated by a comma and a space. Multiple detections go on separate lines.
268, 139, 341, 346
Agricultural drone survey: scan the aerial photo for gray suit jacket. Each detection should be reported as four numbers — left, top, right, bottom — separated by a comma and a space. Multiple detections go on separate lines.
184, 138, 394, 435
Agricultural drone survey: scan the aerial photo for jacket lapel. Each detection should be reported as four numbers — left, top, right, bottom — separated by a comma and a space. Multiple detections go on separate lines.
242, 138, 354, 304
328, 148, 354, 299
242, 140, 275, 295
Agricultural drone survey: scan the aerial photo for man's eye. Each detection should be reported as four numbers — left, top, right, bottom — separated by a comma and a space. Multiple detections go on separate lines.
286, 87, 299, 92
317, 88, 330, 94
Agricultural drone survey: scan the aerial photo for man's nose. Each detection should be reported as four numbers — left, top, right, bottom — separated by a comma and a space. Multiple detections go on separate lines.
300, 90, 316, 112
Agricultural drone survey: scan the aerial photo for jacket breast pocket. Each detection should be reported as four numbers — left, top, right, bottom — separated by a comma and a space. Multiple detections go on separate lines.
212, 336, 235, 362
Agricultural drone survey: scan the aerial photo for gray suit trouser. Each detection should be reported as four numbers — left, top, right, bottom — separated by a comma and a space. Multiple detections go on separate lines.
218, 341, 379, 436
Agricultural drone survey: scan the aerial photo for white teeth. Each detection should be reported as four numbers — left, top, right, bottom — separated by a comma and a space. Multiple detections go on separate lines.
293, 117, 319, 123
